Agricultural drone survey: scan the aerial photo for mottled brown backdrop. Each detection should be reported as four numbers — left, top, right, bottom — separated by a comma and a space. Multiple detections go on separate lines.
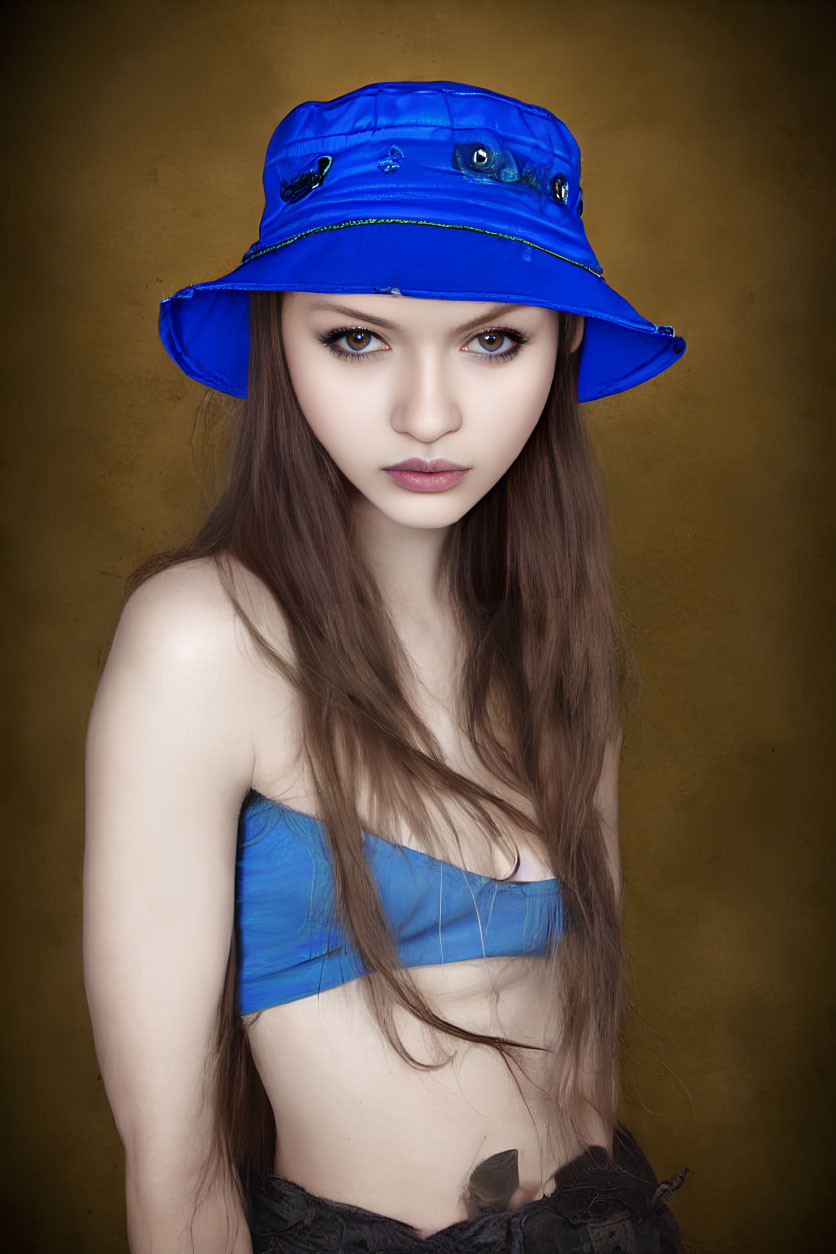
2, 1, 832, 1250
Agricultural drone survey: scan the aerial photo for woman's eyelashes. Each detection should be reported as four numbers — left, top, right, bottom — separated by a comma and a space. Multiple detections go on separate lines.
319, 327, 385, 360
317, 326, 529, 364
465, 328, 529, 362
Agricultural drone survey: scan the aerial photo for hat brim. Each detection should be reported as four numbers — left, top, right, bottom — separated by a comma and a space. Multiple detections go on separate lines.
159, 221, 685, 403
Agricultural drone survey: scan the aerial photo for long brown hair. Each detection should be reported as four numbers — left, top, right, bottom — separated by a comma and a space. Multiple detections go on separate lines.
129, 290, 636, 1218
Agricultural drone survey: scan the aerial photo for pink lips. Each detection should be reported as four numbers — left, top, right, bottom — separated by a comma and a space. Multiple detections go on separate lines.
383, 458, 471, 493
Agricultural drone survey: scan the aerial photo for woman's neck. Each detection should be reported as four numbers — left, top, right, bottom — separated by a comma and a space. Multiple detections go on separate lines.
352, 494, 451, 632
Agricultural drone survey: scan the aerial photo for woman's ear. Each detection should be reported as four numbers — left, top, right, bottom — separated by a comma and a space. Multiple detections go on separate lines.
570, 315, 586, 354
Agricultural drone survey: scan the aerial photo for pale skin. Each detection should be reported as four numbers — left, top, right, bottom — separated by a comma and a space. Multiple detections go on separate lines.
84, 294, 622, 1252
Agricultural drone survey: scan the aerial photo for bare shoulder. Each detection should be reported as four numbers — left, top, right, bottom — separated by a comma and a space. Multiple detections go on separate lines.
88, 555, 297, 811
105, 555, 294, 697
114, 554, 286, 659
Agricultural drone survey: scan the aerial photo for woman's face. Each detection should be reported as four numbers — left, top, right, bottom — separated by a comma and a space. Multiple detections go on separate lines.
280, 291, 582, 532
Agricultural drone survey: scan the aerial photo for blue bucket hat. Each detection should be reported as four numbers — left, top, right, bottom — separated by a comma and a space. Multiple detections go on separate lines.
159, 80, 685, 403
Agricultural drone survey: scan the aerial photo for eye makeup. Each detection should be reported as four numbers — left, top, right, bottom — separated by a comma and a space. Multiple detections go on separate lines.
316, 326, 530, 364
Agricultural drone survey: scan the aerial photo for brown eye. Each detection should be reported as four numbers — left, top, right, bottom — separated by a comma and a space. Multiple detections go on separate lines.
475, 331, 506, 353
345, 329, 373, 351
319, 325, 388, 361
461, 327, 527, 364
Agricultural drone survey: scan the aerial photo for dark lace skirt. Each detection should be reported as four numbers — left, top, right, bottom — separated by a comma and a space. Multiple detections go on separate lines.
246, 1124, 687, 1253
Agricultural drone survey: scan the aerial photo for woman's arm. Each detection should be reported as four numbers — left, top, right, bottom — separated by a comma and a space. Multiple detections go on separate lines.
569, 728, 626, 1153
83, 561, 257, 1253
595, 727, 625, 909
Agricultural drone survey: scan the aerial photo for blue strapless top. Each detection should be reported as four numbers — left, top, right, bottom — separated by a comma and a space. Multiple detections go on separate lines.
235, 790, 563, 1015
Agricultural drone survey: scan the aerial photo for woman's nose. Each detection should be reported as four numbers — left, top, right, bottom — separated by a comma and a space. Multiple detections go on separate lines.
389, 351, 463, 443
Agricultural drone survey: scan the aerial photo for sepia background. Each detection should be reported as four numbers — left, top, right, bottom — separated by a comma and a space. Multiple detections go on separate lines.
2, 1, 832, 1250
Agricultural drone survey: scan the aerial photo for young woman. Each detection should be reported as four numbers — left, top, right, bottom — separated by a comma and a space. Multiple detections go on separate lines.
83, 81, 688, 1253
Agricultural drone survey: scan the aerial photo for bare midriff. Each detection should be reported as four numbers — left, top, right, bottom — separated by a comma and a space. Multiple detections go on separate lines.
245, 953, 561, 1237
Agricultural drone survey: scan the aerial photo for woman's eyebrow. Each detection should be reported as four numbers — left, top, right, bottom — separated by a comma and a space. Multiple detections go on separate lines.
307, 301, 527, 334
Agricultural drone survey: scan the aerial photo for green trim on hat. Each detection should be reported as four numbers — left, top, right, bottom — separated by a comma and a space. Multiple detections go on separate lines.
241, 217, 606, 280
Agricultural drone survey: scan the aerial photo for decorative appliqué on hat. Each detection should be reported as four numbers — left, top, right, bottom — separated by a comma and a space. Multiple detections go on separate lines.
453, 142, 521, 183
452, 143, 550, 195
378, 146, 404, 173
279, 155, 333, 204
550, 173, 569, 205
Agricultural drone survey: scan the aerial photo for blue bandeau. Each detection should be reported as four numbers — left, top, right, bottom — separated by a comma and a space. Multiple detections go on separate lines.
235, 790, 563, 1015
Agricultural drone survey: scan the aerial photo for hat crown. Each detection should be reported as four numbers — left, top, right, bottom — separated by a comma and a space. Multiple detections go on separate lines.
265, 80, 581, 167
251, 80, 595, 273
